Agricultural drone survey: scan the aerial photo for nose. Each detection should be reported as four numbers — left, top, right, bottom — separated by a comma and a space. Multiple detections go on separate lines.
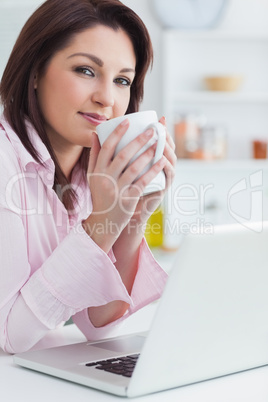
92, 79, 115, 108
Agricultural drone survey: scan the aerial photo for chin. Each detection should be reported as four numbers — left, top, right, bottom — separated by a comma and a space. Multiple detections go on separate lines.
81, 136, 93, 148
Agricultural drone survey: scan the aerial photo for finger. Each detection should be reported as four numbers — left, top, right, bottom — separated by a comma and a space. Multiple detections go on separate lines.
159, 116, 166, 126
158, 117, 175, 151
118, 142, 156, 187
109, 128, 155, 178
164, 140, 177, 168
165, 130, 175, 151
96, 119, 130, 169
167, 134, 175, 151
163, 156, 176, 189
129, 156, 167, 196
87, 132, 101, 174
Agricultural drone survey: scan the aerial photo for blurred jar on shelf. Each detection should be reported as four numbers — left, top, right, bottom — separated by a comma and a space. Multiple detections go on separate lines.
174, 113, 205, 159
174, 112, 227, 160
200, 125, 227, 160
252, 139, 268, 159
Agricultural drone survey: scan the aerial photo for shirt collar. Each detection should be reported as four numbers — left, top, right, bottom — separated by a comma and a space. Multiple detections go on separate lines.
0, 114, 54, 173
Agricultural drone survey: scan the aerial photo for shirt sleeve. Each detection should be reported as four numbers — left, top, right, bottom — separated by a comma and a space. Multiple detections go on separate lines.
0, 219, 128, 353
72, 237, 168, 341
0, 214, 167, 353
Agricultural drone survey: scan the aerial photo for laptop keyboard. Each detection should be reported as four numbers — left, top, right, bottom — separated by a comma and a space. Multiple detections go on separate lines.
85, 354, 140, 378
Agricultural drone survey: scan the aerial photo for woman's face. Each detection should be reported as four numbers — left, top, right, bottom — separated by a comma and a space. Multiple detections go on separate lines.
35, 25, 136, 151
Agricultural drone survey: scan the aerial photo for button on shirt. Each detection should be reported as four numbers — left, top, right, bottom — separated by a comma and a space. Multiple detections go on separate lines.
0, 116, 168, 354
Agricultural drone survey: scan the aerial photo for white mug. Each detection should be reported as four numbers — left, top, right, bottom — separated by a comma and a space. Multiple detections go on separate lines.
96, 110, 166, 195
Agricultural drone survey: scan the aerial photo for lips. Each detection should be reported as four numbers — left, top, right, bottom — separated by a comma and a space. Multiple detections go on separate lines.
79, 112, 108, 126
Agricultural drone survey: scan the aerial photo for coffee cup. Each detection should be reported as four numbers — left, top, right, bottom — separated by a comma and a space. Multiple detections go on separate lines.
96, 110, 166, 195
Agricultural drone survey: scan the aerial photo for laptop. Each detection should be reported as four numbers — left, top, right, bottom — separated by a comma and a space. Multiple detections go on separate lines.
14, 222, 268, 398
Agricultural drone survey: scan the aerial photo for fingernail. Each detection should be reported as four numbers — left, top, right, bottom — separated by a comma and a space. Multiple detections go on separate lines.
144, 128, 154, 136
120, 118, 129, 126
160, 116, 166, 125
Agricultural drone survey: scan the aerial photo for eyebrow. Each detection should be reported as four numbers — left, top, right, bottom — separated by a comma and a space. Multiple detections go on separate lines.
67, 52, 135, 74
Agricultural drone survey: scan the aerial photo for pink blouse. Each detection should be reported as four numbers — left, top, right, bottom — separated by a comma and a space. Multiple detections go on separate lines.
0, 116, 168, 354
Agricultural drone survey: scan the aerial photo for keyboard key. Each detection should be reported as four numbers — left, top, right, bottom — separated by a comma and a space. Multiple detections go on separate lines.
85, 354, 140, 378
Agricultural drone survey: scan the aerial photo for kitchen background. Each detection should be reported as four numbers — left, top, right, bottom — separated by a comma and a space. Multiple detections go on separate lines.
1, 0, 268, 251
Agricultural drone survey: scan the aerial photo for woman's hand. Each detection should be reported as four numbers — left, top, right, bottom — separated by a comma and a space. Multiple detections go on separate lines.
83, 119, 167, 252
85, 116, 176, 328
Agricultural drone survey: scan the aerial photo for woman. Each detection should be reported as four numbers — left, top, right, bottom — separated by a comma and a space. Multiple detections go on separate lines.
0, 0, 176, 353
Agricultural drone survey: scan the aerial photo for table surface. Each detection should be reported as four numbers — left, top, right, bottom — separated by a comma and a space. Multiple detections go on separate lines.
2, 298, 268, 402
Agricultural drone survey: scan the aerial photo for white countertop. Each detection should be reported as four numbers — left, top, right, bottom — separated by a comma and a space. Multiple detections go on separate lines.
2, 300, 268, 402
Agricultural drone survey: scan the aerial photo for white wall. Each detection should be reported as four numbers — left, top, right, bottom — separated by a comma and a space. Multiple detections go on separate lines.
0, 1, 43, 78
122, 0, 268, 117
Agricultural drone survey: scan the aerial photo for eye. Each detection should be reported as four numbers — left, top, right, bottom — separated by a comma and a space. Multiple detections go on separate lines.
114, 77, 131, 87
75, 66, 94, 77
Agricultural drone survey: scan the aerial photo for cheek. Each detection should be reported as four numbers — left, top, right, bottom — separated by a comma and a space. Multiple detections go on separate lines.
115, 90, 131, 116
37, 74, 79, 120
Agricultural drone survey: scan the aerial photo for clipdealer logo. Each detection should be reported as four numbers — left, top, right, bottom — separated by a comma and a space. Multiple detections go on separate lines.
227, 170, 263, 233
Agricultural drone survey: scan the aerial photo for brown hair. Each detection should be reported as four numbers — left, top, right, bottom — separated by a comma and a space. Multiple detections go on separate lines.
0, 0, 153, 210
